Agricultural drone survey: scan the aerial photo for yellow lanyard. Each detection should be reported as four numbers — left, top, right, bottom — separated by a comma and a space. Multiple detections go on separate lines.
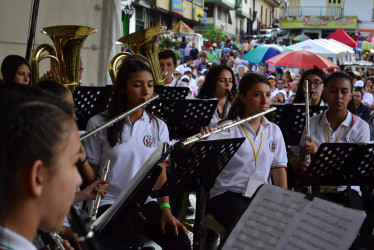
324, 125, 345, 143
240, 125, 264, 166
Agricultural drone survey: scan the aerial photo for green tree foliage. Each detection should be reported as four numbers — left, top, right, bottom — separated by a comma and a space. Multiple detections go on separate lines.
204, 27, 227, 41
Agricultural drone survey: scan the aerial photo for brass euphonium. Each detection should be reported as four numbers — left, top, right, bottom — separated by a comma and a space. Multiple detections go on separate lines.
109, 26, 166, 85
30, 25, 96, 92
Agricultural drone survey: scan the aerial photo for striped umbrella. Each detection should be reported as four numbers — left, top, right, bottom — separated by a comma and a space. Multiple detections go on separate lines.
293, 35, 310, 42
357, 41, 374, 51
243, 45, 282, 64
171, 20, 194, 34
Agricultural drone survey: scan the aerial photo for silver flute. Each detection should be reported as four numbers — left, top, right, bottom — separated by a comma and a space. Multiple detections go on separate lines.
80, 94, 159, 141
304, 80, 311, 165
181, 107, 277, 147
37, 230, 65, 250
90, 159, 110, 221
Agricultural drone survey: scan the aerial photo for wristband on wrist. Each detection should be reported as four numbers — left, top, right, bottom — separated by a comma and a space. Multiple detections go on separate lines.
160, 203, 171, 211
289, 156, 297, 165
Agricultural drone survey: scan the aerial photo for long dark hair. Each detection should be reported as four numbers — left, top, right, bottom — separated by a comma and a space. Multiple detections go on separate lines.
0, 84, 74, 223
325, 71, 356, 115
222, 72, 270, 122
293, 68, 326, 104
107, 56, 153, 147
197, 64, 237, 102
1, 55, 31, 84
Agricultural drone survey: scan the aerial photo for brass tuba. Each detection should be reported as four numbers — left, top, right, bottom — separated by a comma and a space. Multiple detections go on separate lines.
30, 25, 96, 92
109, 26, 166, 85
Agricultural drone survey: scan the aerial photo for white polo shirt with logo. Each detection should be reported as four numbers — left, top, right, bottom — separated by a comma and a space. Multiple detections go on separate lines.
84, 111, 169, 207
208, 116, 287, 199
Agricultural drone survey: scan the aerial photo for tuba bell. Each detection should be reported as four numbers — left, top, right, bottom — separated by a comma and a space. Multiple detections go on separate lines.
109, 26, 166, 85
30, 25, 96, 92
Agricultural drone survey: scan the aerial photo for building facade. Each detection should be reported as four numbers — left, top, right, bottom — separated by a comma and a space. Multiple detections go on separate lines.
280, 0, 374, 40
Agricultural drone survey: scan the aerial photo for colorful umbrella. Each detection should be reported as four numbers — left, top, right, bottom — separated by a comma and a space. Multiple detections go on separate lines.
293, 35, 310, 42
243, 45, 283, 64
357, 41, 374, 51
265, 50, 339, 69
171, 20, 194, 34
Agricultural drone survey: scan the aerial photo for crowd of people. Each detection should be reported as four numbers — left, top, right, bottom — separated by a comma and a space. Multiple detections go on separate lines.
1, 35, 374, 249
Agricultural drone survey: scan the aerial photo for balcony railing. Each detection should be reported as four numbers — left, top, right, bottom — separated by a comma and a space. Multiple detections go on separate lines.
281, 6, 344, 17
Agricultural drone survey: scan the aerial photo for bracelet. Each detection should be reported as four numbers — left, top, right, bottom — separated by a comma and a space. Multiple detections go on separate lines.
289, 156, 297, 165
160, 203, 171, 211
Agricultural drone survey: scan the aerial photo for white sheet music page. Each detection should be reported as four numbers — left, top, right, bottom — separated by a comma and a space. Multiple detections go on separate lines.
285, 197, 366, 250
222, 184, 310, 250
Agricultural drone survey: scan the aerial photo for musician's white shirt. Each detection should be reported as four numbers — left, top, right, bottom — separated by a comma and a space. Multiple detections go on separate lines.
84, 110, 169, 207
165, 77, 188, 88
300, 110, 370, 193
208, 116, 288, 199
0, 226, 37, 250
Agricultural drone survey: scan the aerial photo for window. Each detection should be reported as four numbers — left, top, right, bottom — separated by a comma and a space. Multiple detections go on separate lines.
228, 11, 232, 24
218, 5, 221, 20
194, 0, 202, 6
326, 0, 344, 16
206, 3, 214, 17
289, 0, 301, 16
265, 8, 267, 26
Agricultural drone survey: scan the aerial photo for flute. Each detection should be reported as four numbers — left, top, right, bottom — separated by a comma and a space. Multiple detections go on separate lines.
80, 95, 159, 141
89, 159, 110, 221
304, 80, 311, 165
181, 107, 276, 147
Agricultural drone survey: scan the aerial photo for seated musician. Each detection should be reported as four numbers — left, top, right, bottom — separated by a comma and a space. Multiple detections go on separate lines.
0, 84, 82, 249
298, 71, 370, 209
159, 49, 188, 88
204, 72, 288, 230
197, 64, 237, 127
81, 55, 191, 249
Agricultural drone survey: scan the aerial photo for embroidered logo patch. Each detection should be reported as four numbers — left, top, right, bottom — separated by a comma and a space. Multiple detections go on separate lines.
269, 140, 276, 152
143, 135, 154, 147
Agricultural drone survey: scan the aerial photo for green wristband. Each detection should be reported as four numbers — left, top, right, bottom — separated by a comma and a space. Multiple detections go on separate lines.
289, 156, 297, 165
160, 203, 171, 211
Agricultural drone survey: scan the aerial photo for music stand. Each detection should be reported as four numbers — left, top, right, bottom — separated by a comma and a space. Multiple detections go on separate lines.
273, 104, 327, 146
299, 143, 374, 207
73, 86, 113, 130
147, 98, 218, 139
154, 85, 189, 100
91, 142, 175, 249
151, 138, 245, 250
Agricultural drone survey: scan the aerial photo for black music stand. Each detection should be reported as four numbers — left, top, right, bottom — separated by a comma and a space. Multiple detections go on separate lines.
147, 98, 218, 139
151, 138, 245, 250
154, 85, 189, 100
299, 143, 374, 207
91, 142, 175, 249
73, 86, 113, 130
273, 104, 327, 146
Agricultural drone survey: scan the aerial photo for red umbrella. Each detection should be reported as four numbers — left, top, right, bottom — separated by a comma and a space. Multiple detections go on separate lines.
265, 50, 339, 69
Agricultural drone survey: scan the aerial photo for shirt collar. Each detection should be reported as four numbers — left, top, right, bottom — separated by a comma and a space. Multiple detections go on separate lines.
319, 109, 354, 128
0, 226, 37, 250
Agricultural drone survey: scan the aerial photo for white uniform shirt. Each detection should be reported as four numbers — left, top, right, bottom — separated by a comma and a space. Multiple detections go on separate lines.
270, 88, 279, 98
165, 77, 188, 88
84, 111, 169, 207
176, 63, 188, 75
300, 110, 370, 193
209, 116, 288, 199
209, 102, 232, 127
0, 226, 37, 250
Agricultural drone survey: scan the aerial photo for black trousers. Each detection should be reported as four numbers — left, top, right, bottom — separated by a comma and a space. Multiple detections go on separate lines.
98, 201, 191, 250
207, 191, 250, 229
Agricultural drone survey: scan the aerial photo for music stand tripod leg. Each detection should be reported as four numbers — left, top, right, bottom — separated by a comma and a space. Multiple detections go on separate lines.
192, 182, 205, 250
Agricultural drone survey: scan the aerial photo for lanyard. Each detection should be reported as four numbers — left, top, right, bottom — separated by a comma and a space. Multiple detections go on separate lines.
0, 243, 15, 250
325, 125, 345, 143
240, 125, 264, 166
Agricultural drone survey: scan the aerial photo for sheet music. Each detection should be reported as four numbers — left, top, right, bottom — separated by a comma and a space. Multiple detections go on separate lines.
222, 184, 366, 250
91, 141, 173, 232
285, 197, 365, 250
223, 185, 310, 250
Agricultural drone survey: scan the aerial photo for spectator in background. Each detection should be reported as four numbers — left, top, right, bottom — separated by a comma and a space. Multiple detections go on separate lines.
289, 80, 298, 98
268, 75, 278, 97
235, 50, 249, 69
198, 52, 208, 71
276, 89, 287, 103
207, 47, 218, 63
242, 40, 249, 53
353, 88, 370, 122
184, 43, 192, 59
190, 43, 199, 61
176, 56, 193, 75
262, 64, 271, 78
356, 80, 374, 107
236, 65, 246, 82
179, 37, 187, 63
212, 43, 220, 59
226, 59, 236, 73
